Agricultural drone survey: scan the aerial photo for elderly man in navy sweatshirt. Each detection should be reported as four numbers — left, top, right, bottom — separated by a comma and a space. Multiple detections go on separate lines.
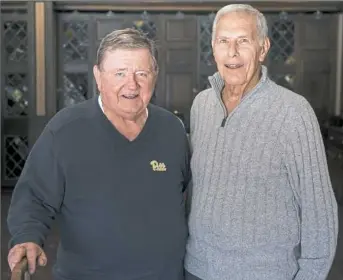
7, 28, 190, 280
185, 4, 338, 280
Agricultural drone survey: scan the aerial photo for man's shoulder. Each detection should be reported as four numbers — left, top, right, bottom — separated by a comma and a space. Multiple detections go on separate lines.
47, 98, 95, 134
149, 104, 186, 131
194, 88, 215, 102
266, 80, 318, 129
192, 88, 216, 110
267, 80, 314, 116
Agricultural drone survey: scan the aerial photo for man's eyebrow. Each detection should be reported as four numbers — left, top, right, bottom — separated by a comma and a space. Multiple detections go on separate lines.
216, 34, 250, 39
136, 69, 151, 72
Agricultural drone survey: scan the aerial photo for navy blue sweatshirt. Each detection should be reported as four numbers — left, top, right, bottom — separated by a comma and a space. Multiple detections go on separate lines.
7, 96, 190, 280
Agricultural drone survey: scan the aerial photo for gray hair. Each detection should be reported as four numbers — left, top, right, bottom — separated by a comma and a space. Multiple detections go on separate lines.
212, 4, 268, 43
96, 28, 158, 72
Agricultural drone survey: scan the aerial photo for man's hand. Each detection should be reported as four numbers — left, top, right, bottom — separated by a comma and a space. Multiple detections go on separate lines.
8, 242, 47, 274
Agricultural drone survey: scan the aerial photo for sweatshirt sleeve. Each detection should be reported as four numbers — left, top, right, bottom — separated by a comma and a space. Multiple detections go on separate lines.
283, 99, 338, 280
7, 126, 65, 248
181, 122, 191, 193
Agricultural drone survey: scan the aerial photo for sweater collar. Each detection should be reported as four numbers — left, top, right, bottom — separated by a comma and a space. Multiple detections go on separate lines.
208, 65, 269, 100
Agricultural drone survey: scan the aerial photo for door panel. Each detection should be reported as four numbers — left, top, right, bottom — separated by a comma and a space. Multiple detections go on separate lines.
297, 15, 337, 117
166, 18, 197, 41
300, 20, 332, 49
302, 73, 330, 110
166, 73, 193, 114
96, 19, 125, 40
166, 48, 193, 69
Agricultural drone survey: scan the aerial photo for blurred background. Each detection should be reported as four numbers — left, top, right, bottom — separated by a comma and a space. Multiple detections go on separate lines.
1, 0, 343, 279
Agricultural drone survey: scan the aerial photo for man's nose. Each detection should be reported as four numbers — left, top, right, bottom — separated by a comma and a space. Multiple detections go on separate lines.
127, 73, 138, 90
227, 42, 239, 58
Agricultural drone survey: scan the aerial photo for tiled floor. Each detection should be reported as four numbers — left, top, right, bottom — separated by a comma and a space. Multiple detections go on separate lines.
2, 159, 343, 280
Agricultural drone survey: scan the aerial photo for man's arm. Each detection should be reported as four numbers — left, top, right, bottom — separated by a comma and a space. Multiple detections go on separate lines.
184, 99, 198, 216
283, 99, 338, 280
7, 126, 65, 248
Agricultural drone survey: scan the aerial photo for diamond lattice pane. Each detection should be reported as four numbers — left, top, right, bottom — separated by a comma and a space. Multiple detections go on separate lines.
269, 19, 295, 64
4, 20, 28, 62
5, 73, 29, 116
270, 73, 295, 91
63, 73, 88, 107
200, 15, 215, 66
132, 12, 157, 40
5, 136, 28, 180
63, 22, 88, 62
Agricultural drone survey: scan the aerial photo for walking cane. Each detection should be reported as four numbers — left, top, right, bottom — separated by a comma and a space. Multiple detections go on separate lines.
11, 257, 31, 280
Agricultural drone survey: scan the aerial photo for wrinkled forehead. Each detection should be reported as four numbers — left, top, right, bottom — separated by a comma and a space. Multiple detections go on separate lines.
215, 11, 258, 38
101, 48, 155, 71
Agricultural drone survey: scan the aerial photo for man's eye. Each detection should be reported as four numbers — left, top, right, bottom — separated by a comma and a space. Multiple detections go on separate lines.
136, 71, 148, 78
218, 38, 227, 44
115, 72, 125, 77
239, 38, 249, 44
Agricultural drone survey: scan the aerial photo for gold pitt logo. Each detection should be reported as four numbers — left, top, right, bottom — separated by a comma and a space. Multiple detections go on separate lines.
150, 160, 167, 172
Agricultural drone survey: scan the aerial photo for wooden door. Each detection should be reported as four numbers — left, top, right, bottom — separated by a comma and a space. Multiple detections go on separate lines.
297, 14, 337, 120
158, 14, 198, 132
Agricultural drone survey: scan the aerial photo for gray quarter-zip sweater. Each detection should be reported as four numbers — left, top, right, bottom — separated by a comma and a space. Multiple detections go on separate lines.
185, 66, 338, 280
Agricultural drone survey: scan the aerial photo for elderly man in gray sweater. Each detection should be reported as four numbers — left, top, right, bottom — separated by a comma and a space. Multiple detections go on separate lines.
185, 4, 338, 280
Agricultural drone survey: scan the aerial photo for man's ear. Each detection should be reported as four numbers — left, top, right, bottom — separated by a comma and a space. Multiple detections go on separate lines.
259, 37, 271, 62
93, 65, 102, 91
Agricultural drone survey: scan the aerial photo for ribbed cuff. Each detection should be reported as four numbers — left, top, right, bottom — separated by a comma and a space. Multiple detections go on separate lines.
293, 269, 319, 280
9, 234, 44, 249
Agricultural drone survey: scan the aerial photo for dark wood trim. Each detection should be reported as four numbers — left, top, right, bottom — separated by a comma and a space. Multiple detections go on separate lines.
27, 1, 37, 148
54, 1, 343, 12
88, 16, 97, 100
0, 5, 3, 190
0, 1, 27, 11
340, 13, 343, 116
1, 1, 343, 13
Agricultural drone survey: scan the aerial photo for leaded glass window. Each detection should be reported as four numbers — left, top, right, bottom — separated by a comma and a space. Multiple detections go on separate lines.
4, 20, 28, 62
4, 136, 28, 180
62, 21, 89, 62
269, 16, 295, 65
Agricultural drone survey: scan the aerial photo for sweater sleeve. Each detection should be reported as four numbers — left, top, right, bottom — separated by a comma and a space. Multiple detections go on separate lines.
283, 100, 338, 280
7, 126, 65, 248
189, 93, 201, 155
185, 96, 199, 215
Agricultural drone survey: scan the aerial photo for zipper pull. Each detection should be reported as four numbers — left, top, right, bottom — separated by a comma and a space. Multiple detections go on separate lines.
221, 117, 227, 127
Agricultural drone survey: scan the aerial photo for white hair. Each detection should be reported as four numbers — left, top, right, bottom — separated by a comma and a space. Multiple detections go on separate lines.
212, 4, 268, 43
